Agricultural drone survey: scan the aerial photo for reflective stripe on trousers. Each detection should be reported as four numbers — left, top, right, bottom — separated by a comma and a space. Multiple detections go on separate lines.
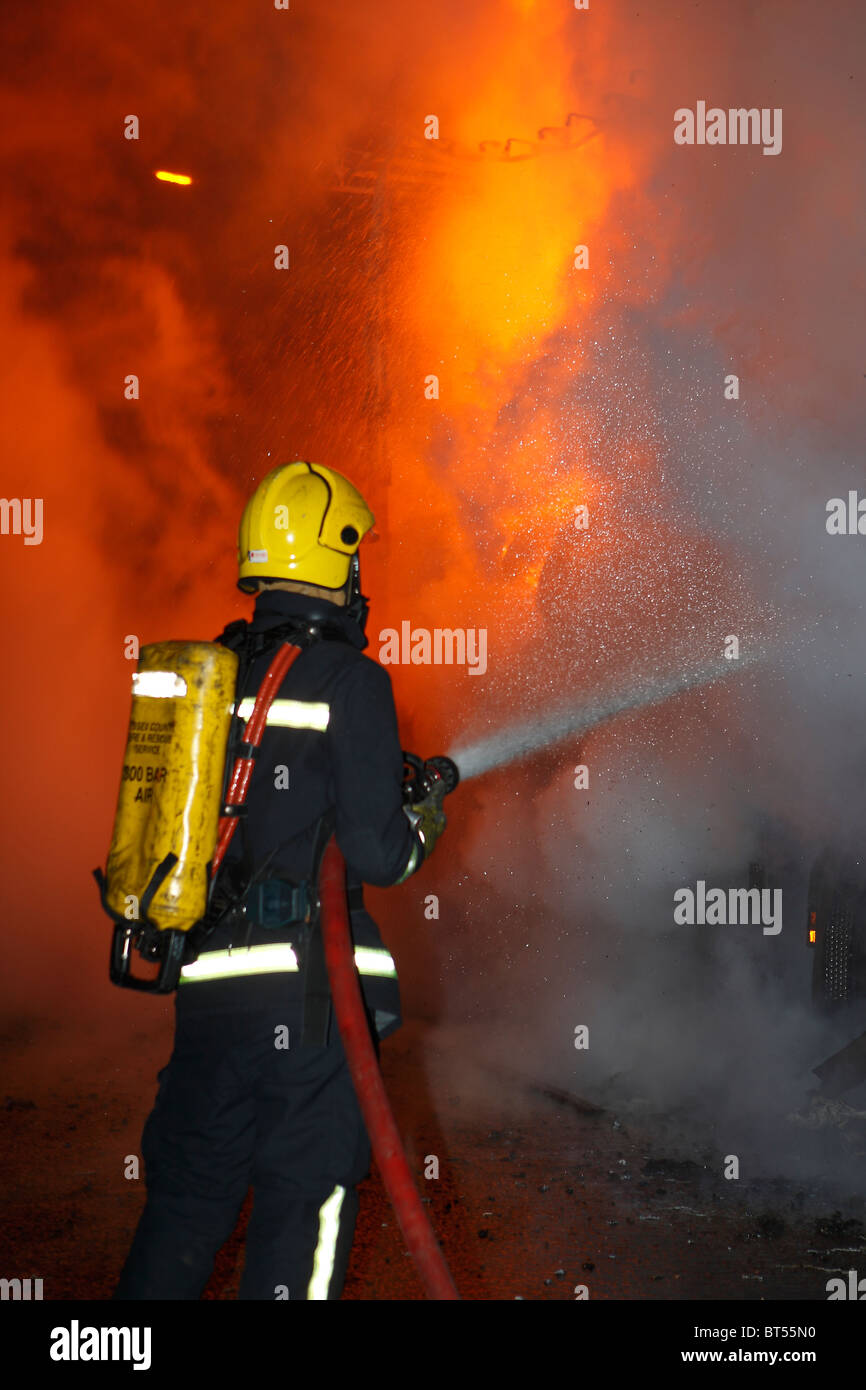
307, 1185, 346, 1299
178, 942, 397, 983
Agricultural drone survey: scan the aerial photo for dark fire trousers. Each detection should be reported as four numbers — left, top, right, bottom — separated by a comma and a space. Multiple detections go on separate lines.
113, 1000, 372, 1301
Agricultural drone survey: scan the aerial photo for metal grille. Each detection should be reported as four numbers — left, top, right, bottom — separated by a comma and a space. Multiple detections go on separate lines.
817, 895, 854, 1003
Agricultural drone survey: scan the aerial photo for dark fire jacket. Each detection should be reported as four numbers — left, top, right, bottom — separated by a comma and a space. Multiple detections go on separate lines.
175, 588, 418, 1039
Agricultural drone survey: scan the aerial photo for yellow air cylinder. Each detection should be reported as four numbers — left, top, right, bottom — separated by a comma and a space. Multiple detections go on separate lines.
104, 641, 239, 932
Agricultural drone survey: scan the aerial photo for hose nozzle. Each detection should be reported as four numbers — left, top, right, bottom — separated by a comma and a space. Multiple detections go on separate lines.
401, 752, 460, 805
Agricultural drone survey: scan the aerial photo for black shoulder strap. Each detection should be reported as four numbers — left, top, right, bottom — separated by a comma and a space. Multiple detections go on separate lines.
214, 617, 250, 653
215, 615, 354, 660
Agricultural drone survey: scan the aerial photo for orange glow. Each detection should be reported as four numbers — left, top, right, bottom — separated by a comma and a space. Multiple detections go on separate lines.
409, 82, 626, 400
380, 4, 644, 686
155, 170, 192, 185
808, 929, 816, 944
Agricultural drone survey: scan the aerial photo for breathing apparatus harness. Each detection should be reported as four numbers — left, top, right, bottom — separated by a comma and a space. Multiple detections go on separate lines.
200, 609, 458, 1043
199, 609, 350, 1044
207, 604, 353, 916
200, 557, 369, 944
210, 559, 366, 897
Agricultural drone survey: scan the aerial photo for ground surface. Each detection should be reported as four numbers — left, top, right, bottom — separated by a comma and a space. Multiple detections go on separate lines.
2, 1014, 865, 1301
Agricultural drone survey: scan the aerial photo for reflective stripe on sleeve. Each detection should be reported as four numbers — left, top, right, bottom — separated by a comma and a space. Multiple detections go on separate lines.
234, 697, 330, 731
352, 946, 398, 978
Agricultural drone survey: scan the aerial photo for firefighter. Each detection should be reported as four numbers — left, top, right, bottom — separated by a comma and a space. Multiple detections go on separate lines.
114, 461, 447, 1300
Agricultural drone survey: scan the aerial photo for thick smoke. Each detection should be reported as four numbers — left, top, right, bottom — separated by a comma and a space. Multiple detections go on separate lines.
0, 0, 864, 1192
389, 0, 866, 1180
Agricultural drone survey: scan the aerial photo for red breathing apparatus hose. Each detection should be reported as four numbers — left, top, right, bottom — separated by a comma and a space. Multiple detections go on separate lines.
319, 835, 460, 1300
210, 642, 302, 878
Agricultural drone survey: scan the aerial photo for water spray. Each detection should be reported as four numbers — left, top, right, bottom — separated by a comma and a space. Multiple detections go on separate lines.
448, 652, 764, 782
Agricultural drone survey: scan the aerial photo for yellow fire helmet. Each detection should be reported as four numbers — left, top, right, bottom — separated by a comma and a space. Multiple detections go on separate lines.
237, 461, 375, 595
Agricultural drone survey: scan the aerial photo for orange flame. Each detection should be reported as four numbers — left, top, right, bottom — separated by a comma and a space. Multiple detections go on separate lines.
381, 4, 637, 698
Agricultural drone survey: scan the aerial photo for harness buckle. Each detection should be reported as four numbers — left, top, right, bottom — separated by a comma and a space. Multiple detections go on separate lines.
251, 877, 312, 928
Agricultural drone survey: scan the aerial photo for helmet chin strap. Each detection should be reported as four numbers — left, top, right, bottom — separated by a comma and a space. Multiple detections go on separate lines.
345, 553, 369, 632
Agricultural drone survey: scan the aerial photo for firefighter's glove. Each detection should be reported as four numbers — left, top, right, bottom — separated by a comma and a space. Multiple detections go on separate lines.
404, 781, 447, 862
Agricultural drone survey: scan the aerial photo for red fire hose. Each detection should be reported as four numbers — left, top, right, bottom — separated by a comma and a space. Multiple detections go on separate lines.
318, 835, 460, 1300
